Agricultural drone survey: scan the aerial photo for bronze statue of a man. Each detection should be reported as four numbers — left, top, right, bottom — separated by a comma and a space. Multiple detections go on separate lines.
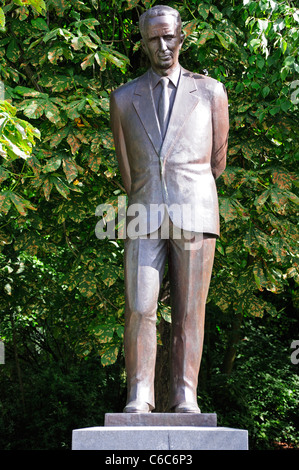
110, 5, 229, 413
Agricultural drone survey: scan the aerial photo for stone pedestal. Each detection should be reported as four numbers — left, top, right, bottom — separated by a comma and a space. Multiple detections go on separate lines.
72, 413, 248, 450
104, 412, 217, 427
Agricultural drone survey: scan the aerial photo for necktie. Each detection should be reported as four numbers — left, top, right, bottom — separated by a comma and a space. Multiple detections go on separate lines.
158, 77, 169, 139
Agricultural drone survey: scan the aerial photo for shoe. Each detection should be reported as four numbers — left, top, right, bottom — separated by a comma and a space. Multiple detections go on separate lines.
123, 400, 152, 413
173, 401, 201, 413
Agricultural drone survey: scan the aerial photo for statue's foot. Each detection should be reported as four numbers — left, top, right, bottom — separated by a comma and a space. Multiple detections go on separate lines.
173, 402, 201, 413
123, 400, 152, 413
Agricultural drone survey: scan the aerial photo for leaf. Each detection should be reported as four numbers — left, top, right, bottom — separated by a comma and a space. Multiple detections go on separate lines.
101, 129, 114, 149
232, 200, 249, 219
70, 0, 91, 12
72, 129, 89, 145
90, 133, 102, 152
254, 188, 270, 210
1, 135, 31, 160
242, 294, 265, 317
42, 156, 62, 173
101, 45, 129, 72
20, 100, 44, 119
81, 35, 98, 49
262, 85, 270, 98
0, 192, 11, 214
86, 97, 101, 115
271, 169, 293, 190
64, 99, 86, 120
115, 324, 124, 338
62, 157, 78, 183
244, 226, 259, 256
285, 266, 299, 282
71, 36, 85, 51
44, 101, 61, 123
29, 0, 46, 14
237, 103, 252, 113
0, 191, 36, 216
6, 39, 20, 63
55, 200, 86, 222
53, 177, 70, 199
49, 0, 70, 16
198, 30, 214, 46
210, 5, 222, 20
0, 166, 9, 183
219, 197, 238, 222
0, 8, 5, 28
81, 53, 95, 70
67, 132, 81, 154
47, 75, 75, 93
48, 45, 66, 64
31, 18, 49, 31
126, 0, 140, 10
94, 324, 115, 343
50, 127, 69, 147
257, 56, 265, 70
241, 142, 254, 160
87, 152, 101, 172
235, 82, 244, 94
253, 259, 268, 290
270, 237, 288, 263
183, 20, 197, 38
100, 344, 119, 366
14, 232, 39, 256
74, 18, 100, 29
270, 185, 288, 212
27, 156, 41, 176
216, 32, 230, 50
100, 264, 120, 287
0, 229, 12, 247
198, 2, 210, 20
78, 270, 98, 297
43, 177, 53, 201
222, 166, 237, 183
160, 305, 172, 323
94, 52, 106, 71
9, 192, 35, 215
285, 190, 299, 206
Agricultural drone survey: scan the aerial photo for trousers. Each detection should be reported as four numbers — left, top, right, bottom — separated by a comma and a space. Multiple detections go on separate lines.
123, 214, 216, 410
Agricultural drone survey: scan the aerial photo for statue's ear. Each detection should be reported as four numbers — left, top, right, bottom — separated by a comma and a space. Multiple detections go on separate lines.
180, 33, 185, 48
141, 39, 148, 56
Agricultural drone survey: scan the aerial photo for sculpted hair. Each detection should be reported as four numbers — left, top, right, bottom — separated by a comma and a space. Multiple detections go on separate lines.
139, 5, 182, 38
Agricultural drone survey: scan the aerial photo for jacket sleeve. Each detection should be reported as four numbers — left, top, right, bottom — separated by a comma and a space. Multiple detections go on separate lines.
211, 81, 229, 180
110, 90, 131, 195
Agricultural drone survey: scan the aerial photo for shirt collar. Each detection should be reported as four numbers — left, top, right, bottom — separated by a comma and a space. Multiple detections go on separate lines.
150, 65, 181, 89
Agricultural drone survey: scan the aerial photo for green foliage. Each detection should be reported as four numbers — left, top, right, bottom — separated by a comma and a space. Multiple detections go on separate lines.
200, 313, 299, 449
0, 0, 298, 450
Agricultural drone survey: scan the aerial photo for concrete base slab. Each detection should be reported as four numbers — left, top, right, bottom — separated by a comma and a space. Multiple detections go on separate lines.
104, 412, 217, 427
72, 426, 248, 450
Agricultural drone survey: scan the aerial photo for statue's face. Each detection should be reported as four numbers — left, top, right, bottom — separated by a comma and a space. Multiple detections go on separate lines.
141, 14, 184, 76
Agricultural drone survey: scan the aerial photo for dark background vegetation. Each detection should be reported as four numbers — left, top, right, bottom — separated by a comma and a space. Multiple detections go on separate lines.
0, 0, 298, 450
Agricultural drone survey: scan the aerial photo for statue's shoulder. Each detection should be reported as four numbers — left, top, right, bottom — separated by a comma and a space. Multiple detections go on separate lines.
111, 73, 146, 101
182, 68, 227, 97
112, 77, 138, 95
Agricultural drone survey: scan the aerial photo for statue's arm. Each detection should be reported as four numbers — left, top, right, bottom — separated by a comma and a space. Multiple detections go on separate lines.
110, 91, 131, 195
211, 82, 229, 180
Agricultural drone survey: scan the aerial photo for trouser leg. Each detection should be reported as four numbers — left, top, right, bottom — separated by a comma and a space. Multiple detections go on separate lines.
124, 235, 167, 409
168, 232, 216, 409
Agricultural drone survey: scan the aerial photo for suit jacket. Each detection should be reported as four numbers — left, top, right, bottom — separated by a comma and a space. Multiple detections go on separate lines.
110, 67, 229, 236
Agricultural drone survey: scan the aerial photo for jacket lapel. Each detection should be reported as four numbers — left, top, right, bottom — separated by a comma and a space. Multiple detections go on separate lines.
160, 68, 200, 161
132, 68, 200, 160
132, 71, 162, 156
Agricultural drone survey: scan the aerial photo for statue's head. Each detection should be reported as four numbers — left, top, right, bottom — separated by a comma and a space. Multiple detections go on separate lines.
139, 5, 185, 76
